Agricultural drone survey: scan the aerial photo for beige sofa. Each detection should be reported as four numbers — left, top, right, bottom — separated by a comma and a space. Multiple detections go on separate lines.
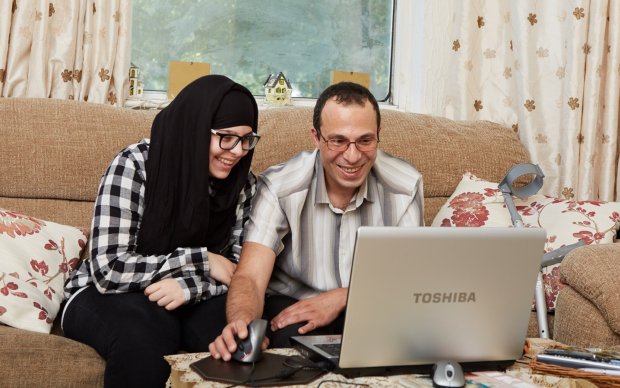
0, 97, 617, 387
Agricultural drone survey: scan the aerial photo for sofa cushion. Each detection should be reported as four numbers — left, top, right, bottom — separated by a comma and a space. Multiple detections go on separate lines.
0, 324, 104, 386
0, 208, 86, 333
0, 98, 155, 229
559, 244, 620, 334
554, 285, 620, 347
431, 173, 620, 311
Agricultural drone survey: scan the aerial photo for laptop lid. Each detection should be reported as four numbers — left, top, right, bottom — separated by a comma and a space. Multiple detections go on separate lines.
292, 226, 546, 369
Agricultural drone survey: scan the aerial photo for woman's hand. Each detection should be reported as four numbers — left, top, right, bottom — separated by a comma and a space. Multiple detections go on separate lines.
144, 278, 186, 310
208, 252, 237, 286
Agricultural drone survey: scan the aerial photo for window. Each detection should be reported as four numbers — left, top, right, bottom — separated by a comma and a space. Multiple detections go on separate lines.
131, 1, 394, 100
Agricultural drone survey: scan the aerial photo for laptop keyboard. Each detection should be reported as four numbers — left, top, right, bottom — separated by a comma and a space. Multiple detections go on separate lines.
316, 343, 341, 357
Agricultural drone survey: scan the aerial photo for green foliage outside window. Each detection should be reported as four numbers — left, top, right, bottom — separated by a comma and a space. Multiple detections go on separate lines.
132, 0, 393, 100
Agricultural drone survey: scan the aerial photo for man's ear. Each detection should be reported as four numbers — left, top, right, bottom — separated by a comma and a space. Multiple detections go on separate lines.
311, 128, 320, 148
377, 127, 381, 141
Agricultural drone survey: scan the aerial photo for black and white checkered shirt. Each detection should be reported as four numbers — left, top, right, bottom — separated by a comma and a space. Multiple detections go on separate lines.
64, 139, 256, 304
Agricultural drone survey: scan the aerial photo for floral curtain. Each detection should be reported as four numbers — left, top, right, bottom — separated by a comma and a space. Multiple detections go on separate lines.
395, 0, 620, 201
0, 0, 131, 105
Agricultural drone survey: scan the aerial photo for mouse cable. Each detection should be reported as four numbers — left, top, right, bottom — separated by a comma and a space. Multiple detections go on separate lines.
317, 380, 370, 387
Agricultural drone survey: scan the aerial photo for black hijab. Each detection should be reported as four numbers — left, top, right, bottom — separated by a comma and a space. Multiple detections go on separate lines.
136, 75, 258, 255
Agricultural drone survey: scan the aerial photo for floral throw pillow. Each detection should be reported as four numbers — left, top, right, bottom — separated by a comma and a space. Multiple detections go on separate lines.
431, 173, 620, 311
0, 208, 87, 333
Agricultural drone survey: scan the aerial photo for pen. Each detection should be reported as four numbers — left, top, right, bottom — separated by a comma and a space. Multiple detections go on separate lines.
579, 368, 620, 377
536, 354, 620, 371
543, 349, 610, 362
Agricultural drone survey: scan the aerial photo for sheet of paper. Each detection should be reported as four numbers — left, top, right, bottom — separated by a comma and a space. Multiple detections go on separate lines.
168, 61, 211, 99
330, 70, 370, 88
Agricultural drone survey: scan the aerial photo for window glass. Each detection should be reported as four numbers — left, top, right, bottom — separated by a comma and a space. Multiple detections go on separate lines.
131, 0, 394, 100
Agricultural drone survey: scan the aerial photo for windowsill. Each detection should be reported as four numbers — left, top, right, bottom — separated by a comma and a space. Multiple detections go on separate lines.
124, 91, 399, 110
124, 91, 170, 110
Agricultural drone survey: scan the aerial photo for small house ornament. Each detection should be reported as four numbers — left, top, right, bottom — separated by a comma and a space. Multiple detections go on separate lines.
263, 72, 292, 105
128, 63, 143, 99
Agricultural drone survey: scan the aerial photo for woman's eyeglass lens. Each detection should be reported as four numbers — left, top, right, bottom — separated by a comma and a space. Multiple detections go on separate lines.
211, 129, 260, 150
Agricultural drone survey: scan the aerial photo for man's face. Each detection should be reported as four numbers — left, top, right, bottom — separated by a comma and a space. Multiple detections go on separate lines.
312, 98, 379, 197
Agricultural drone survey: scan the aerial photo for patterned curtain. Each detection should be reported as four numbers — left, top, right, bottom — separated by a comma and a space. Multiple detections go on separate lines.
0, 0, 131, 106
396, 1, 620, 201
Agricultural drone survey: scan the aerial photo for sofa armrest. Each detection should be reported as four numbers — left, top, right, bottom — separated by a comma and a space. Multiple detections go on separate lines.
560, 244, 620, 334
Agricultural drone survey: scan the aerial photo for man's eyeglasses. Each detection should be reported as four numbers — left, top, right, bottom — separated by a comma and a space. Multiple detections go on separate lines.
211, 129, 260, 151
317, 132, 379, 152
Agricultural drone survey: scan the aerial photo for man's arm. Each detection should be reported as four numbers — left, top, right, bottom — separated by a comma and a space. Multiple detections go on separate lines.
208, 241, 275, 361
227, 242, 275, 322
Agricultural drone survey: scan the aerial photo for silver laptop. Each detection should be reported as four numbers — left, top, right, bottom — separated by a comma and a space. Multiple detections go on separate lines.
291, 226, 546, 370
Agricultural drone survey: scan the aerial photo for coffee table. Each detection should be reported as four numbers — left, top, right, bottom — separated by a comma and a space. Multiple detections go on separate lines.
165, 338, 597, 387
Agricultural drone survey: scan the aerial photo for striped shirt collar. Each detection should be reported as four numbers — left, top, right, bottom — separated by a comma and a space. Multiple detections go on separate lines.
312, 152, 375, 211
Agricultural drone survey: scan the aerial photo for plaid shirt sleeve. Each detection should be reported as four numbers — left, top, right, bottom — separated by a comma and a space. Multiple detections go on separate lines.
64, 141, 257, 304
229, 171, 257, 263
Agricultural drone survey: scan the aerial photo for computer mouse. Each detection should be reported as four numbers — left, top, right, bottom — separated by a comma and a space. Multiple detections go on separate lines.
432, 360, 465, 388
231, 319, 268, 363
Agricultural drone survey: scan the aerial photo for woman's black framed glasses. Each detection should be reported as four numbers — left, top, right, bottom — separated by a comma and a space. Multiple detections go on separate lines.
211, 129, 260, 151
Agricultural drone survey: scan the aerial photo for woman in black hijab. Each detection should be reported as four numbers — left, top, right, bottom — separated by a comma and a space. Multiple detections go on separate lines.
62, 75, 259, 387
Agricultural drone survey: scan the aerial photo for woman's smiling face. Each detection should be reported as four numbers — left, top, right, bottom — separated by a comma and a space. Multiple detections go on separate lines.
209, 125, 253, 179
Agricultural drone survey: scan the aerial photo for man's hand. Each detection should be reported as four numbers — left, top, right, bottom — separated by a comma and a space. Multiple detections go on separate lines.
270, 288, 347, 334
208, 252, 237, 286
208, 319, 269, 361
144, 278, 186, 310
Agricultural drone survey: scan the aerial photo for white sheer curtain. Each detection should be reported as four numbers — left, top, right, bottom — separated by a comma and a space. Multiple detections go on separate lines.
394, 0, 620, 201
0, 0, 131, 105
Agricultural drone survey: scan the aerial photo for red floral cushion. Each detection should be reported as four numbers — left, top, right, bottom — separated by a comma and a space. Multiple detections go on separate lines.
0, 208, 87, 333
431, 173, 620, 311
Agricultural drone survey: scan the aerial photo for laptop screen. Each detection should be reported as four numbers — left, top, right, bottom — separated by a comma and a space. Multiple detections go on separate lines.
294, 226, 546, 369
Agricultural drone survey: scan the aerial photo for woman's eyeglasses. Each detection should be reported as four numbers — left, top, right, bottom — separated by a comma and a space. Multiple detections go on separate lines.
211, 129, 261, 151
